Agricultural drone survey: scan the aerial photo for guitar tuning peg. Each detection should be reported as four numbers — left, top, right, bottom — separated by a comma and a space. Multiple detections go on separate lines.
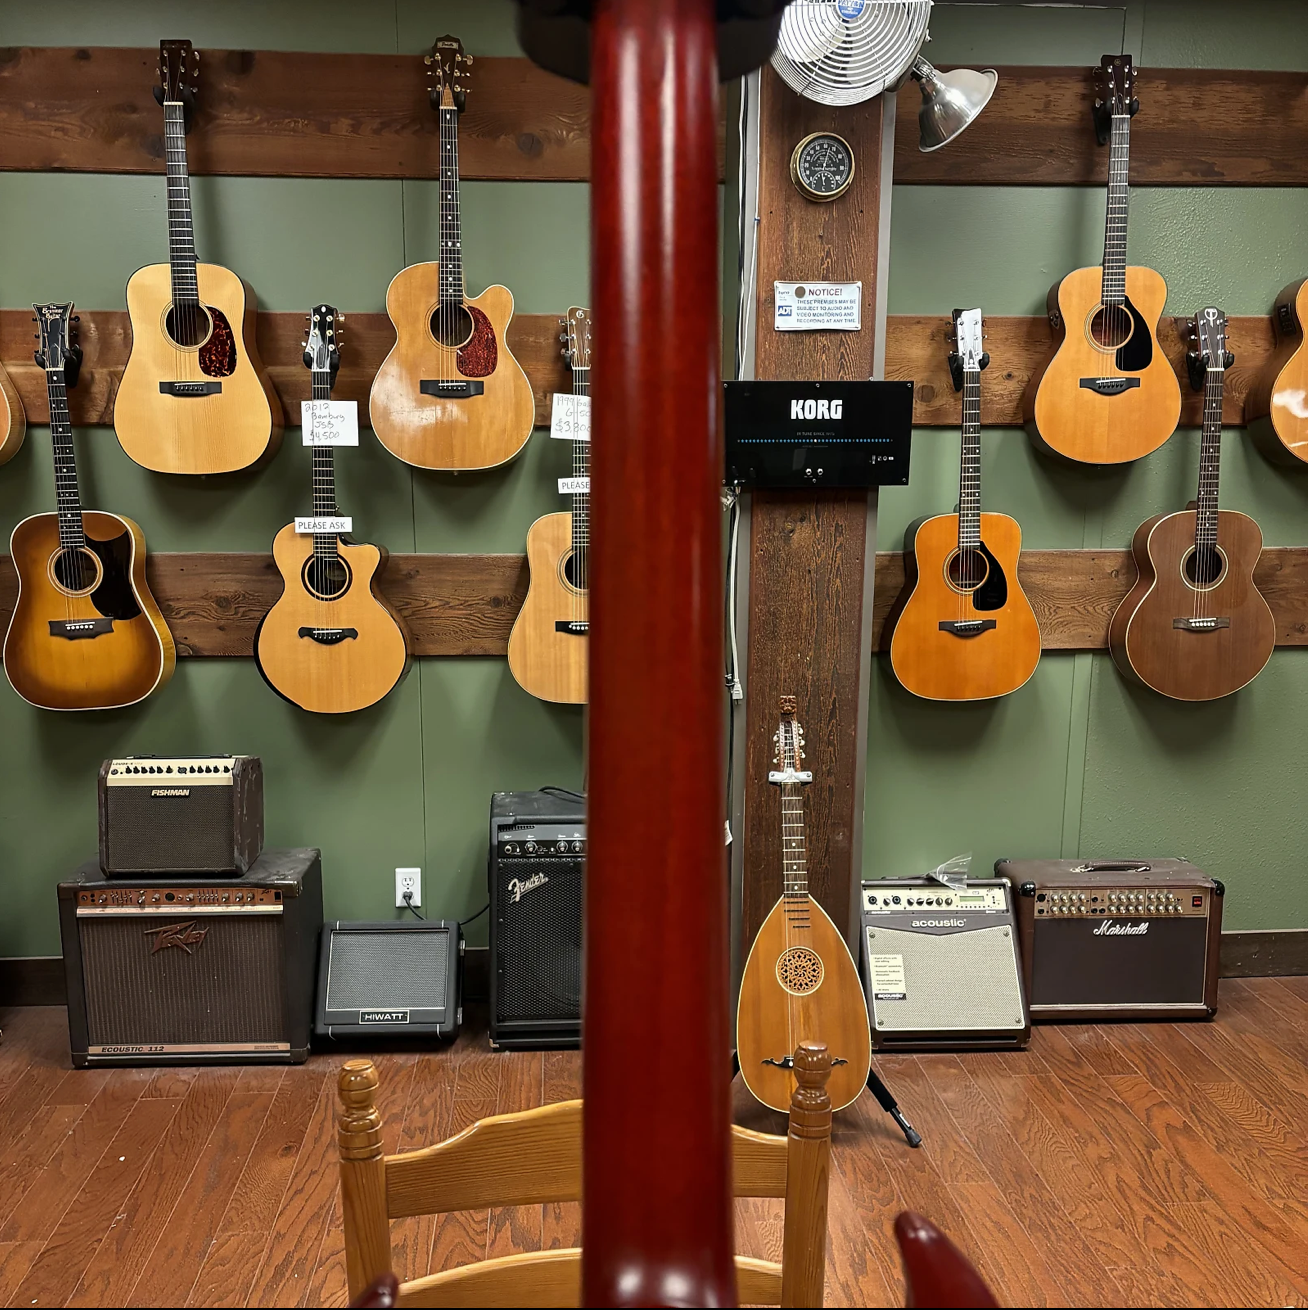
337, 313, 346, 324
424, 55, 433, 64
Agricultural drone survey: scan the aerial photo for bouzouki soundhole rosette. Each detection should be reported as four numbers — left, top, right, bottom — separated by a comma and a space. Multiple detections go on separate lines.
776, 946, 824, 995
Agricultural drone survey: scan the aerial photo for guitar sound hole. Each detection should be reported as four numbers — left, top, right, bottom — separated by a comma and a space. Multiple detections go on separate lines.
429, 302, 475, 350
1088, 304, 1135, 351
776, 947, 824, 996
50, 546, 101, 595
947, 548, 989, 593
164, 302, 213, 350
1183, 545, 1225, 590
303, 554, 352, 600
560, 549, 587, 592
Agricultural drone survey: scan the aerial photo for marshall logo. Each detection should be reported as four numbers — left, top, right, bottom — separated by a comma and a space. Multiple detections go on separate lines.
790, 398, 843, 420
911, 918, 967, 929
508, 872, 549, 903
151, 788, 191, 797
1094, 919, 1149, 937
144, 921, 209, 955
360, 1010, 409, 1024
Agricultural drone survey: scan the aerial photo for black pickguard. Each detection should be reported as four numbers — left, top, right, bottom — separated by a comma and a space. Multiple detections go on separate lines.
1116, 294, 1154, 372
972, 541, 1008, 612
87, 529, 142, 622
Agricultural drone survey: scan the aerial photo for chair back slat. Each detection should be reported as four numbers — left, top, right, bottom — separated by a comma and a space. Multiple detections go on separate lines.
397, 1248, 582, 1308
730, 1124, 789, 1198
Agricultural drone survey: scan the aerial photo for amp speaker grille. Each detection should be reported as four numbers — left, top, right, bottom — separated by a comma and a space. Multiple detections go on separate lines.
495, 856, 582, 1024
324, 930, 451, 1011
104, 790, 233, 873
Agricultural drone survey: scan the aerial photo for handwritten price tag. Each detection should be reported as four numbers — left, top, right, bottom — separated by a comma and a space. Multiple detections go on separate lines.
301, 400, 360, 446
295, 516, 352, 534
558, 477, 591, 495
550, 393, 591, 442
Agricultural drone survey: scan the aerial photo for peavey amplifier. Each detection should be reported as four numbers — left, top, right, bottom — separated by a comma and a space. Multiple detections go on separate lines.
99, 755, 263, 876
996, 858, 1224, 1022
59, 848, 321, 1066
860, 879, 1029, 1051
489, 790, 585, 1050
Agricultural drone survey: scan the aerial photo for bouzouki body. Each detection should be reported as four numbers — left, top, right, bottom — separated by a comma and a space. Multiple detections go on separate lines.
507, 512, 588, 703
0, 360, 25, 466
1248, 277, 1308, 466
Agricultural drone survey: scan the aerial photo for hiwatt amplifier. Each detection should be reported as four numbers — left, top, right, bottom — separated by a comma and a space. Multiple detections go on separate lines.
316, 920, 463, 1039
489, 789, 585, 1050
58, 848, 321, 1066
996, 858, 1224, 1022
99, 756, 264, 876
859, 879, 1029, 1051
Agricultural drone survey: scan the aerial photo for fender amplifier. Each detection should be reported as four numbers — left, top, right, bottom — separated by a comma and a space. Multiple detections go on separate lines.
59, 848, 321, 1066
996, 858, 1223, 1022
860, 879, 1029, 1051
99, 756, 263, 876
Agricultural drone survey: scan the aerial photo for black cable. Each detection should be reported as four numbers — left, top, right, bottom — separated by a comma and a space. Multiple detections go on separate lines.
402, 892, 424, 921
541, 785, 585, 803
460, 903, 489, 928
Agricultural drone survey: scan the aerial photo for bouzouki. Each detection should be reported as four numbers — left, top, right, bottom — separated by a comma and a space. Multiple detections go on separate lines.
507, 305, 590, 703
1109, 307, 1275, 700
1248, 277, 1308, 465
254, 306, 411, 714
0, 356, 24, 466
115, 40, 282, 474
369, 35, 534, 471
889, 308, 1041, 700
736, 699, 871, 1114
5, 304, 175, 710
1023, 55, 1180, 464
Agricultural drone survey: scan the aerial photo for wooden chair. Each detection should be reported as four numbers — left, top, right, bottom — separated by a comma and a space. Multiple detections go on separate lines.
337, 1042, 834, 1308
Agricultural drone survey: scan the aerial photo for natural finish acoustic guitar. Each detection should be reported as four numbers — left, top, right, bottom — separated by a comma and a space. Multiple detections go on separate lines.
369, 36, 534, 471
0, 358, 24, 467
890, 308, 1041, 700
5, 304, 175, 711
255, 306, 410, 714
1024, 55, 1180, 464
114, 40, 282, 475
737, 699, 871, 1114
1110, 307, 1275, 701
507, 306, 590, 703
1248, 277, 1308, 465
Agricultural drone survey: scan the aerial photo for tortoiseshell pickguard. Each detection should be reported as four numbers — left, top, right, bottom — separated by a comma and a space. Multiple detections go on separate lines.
199, 306, 239, 378
457, 306, 499, 378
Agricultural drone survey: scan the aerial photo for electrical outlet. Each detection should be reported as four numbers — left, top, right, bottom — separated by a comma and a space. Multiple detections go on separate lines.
395, 867, 421, 908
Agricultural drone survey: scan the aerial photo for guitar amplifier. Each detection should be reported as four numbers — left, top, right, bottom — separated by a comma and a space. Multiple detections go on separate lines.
996, 858, 1223, 1022
489, 790, 585, 1050
860, 879, 1029, 1051
58, 848, 322, 1066
99, 756, 263, 876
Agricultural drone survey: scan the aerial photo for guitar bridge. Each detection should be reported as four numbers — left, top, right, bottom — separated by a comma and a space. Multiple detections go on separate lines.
159, 381, 222, 397
938, 619, 996, 638
1173, 617, 1230, 632
1079, 377, 1141, 396
420, 380, 485, 399
297, 627, 359, 644
554, 620, 589, 634
761, 1056, 848, 1070
48, 618, 113, 639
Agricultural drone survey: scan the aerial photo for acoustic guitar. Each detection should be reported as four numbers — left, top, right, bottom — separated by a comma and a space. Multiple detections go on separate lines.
1023, 55, 1180, 464
889, 308, 1041, 700
507, 306, 590, 704
115, 40, 282, 474
1109, 307, 1275, 701
5, 304, 175, 711
0, 357, 24, 467
736, 699, 871, 1114
254, 306, 410, 714
1248, 277, 1308, 465
369, 35, 534, 471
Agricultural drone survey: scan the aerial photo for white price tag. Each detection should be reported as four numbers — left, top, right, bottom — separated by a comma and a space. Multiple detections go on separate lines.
300, 400, 359, 446
869, 952, 906, 1001
295, 516, 352, 534
550, 393, 591, 442
558, 477, 591, 495
774, 281, 862, 332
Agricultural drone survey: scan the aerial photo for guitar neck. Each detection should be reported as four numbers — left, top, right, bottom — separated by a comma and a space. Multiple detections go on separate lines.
1100, 112, 1131, 306
310, 369, 339, 558
780, 782, 808, 899
958, 366, 982, 549
571, 365, 590, 588
438, 104, 464, 307
163, 102, 200, 308
1196, 364, 1225, 550
46, 367, 85, 549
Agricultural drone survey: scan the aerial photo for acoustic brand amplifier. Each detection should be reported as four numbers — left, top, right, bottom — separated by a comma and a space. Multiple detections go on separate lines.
99, 755, 263, 876
489, 790, 585, 1050
59, 848, 322, 1066
860, 879, 1029, 1051
996, 858, 1223, 1021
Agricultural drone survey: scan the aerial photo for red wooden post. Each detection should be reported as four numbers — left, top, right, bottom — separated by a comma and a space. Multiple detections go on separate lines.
583, 1, 735, 1306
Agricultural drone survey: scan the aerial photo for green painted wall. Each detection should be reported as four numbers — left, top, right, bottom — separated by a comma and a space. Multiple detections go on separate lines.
0, 1, 1305, 959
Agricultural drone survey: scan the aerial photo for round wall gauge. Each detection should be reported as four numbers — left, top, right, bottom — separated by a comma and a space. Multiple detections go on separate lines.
789, 132, 855, 202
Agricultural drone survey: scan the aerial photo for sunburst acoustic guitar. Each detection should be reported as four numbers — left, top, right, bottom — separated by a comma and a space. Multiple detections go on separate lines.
889, 307, 1041, 700
507, 305, 590, 704
1024, 54, 1180, 464
1248, 277, 1308, 465
114, 40, 282, 474
5, 304, 175, 711
255, 306, 410, 714
369, 35, 534, 471
1109, 307, 1275, 701
736, 699, 871, 1114
0, 356, 24, 467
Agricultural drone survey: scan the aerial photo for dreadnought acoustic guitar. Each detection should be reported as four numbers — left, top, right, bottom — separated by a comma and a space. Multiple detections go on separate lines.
5, 304, 175, 711
889, 308, 1041, 700
737, 699, 871, 1114
507, 305, 590, 703
1024, 55, 1180, 464
1248, 278, 1308, 465
369, 35, 534, 471
255, 306, 410, 714
114, 40, 282, 474
0, 356, 24, 467
1110, 307, 1275, 701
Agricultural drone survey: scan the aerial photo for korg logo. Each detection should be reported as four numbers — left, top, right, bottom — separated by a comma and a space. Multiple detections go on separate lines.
1093, 919, 1149, 937
790, 398, 843, 420
359, 1010, 409, 1024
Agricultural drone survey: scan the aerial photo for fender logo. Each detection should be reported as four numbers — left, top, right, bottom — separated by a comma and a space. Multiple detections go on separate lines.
144, 921, 209, 954
508, 872, 549, 903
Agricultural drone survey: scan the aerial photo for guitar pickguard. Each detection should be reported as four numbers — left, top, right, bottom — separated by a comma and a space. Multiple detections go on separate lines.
456, 306, 498, 378
1115, 294, 1154, 372
971, 541, 1008, 612
87, 529, 143, 622
199, 306, 238, 378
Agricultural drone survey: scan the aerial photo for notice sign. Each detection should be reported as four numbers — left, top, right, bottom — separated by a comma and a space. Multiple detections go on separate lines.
558, 477, 590, 495
295, 516, 352, 535
550, 393, 591, 442
869, 952, 907, 1001
300, 400, 359, 446
774, 281, 862, 332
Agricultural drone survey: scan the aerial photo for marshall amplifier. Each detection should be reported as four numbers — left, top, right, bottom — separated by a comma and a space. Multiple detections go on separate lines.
99, 756, 263, 876
996, 858, 1224, 1022
59, 848, 321, 1066
489, 790, 585, 1050
860, 879, 1029, 1051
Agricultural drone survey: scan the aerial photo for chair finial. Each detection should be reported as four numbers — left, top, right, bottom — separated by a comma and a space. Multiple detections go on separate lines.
338, 1059, 384, 1160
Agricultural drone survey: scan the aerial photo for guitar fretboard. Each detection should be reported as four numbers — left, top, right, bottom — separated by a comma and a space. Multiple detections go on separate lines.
47, 368, 85, 550
163, 102, 199, 309
1101, 112, 1131, 307
780, 782, 808, 899
310, 368, 340, 560
438, 104, 464, 309
1196, 363, 1225, 552
571, 365, 590, 588
958, 367, 982, 550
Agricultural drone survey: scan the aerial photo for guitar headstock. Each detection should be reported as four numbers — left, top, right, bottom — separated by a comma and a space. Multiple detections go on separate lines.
563, 307, 592, 372
1093, 54, 1138, 142
426, 35, 473, 113
1188, 306, 1234, 390
948, 307, 988, 391
772, 695, 807, 779
32, 302, 82, 384
156, 40, 199, 114
302, 305, 342, 382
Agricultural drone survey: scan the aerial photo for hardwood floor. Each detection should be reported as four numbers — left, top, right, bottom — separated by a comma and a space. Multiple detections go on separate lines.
0, 980, 1305, 1307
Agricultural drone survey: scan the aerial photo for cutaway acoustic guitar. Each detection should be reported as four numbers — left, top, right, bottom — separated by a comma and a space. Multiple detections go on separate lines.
1248, 278, 1308, 466
0, 357, 24, 466
5, 304, 175, 711
369, 35, 534, 471
736, 699, 871, 1114
1110, 307, 1275, 700
114, 40, 282, 474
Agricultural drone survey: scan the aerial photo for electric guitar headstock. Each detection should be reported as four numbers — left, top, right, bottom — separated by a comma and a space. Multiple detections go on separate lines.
1188, 306, 1234, 391
1092, 53, 1139, 144
302, 304, 343, 386
33, 303, 82, 386
155, 39, 199, 123
769, 695, 813, 786
947, 306, 989, 392
563, 306, 592, 373
426, 35, 473, 113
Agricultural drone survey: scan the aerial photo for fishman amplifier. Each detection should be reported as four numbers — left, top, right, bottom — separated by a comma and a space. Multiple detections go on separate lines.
99, 755, 263, 875
860, 879, 1029, 1051
996, 858, 1223, 1022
